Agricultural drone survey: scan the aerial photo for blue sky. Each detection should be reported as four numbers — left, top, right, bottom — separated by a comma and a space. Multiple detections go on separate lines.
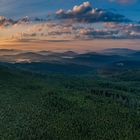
0, 0, 139, 21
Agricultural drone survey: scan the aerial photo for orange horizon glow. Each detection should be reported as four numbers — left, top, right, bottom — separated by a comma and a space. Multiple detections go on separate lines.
0, 39, 140, 52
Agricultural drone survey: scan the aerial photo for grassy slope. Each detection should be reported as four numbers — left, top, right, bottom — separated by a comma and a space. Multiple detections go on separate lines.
0, 65, 140, 140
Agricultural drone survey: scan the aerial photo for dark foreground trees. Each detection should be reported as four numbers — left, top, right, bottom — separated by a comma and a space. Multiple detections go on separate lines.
0, 65, 139, 140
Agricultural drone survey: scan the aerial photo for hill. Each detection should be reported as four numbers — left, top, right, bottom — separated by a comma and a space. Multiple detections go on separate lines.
0, 64, 139, 139
13, 62, 94, 75
100, 48, 137, 56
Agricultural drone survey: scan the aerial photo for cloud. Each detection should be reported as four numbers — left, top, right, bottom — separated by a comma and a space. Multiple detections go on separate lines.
55, 1, 130, 23
125, 24, 140, 32
79, 28, 119, 39
104, 22, 140, 32
0, 16, 30, 28
0, 1, 139, 41
0, 16, 15, 28
104, 22, 140, 38
6, 18, 139, 41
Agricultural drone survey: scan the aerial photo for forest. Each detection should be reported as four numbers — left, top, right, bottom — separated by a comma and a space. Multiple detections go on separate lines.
0, 63, 139, 140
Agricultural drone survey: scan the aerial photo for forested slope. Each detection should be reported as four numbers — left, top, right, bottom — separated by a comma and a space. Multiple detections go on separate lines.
0, 65, 139, 140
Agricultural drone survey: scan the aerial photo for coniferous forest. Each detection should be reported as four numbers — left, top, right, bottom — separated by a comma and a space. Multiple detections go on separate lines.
0, 57, 140, 140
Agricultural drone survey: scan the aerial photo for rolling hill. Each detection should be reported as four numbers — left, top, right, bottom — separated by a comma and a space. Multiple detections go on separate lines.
0, 64, 139, 139
0, 0, 140, 139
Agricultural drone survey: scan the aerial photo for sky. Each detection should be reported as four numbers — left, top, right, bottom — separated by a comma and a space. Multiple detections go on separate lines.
0, 0, 140, 19
0, 0, 140, 52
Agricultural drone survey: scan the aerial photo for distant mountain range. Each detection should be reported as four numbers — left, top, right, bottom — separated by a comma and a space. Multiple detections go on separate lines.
100, 48, 138, 56
0, 50, 79, 63
0, 48, 139, 75
0, 48, 139, 64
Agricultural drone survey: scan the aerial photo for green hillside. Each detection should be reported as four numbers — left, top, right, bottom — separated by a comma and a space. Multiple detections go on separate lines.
0, 65, 140, 140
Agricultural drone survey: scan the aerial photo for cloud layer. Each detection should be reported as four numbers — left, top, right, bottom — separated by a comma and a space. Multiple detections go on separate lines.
0, 1, 140, 41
